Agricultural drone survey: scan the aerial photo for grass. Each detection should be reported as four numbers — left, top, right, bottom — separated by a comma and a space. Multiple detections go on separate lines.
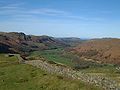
80, 65, 120, 76
0, 54, 18, 63
80, 65, 120, 86
28, 49, 120, 87
28, 49, 105, 69
29, 49, 74, 66
0, 54, 102, 90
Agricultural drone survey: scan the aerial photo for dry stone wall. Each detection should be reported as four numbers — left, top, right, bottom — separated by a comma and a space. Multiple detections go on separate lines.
25, 60, 120, 90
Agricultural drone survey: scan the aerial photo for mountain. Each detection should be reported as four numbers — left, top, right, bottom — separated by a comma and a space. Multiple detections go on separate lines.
56, 37, 85, 46
71, 38, 120, 64
0, 32, 68, 55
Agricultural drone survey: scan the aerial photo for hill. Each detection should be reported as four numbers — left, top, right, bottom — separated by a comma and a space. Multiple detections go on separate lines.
71, 38, 120, 64
0, 32, 68, 55
56, 37, 85, 46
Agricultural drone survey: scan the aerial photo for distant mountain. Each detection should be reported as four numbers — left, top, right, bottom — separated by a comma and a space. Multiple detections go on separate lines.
56, 37, 85, 46
71, 38, 120, 64
0, 32, 68, 55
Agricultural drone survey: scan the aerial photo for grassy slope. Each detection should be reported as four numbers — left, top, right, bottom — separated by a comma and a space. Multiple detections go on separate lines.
29, 49, 120, 87
80, 65, 120, 86
0, 54, 101, 90
28, 49, 110, 68
29, 49, 74, 66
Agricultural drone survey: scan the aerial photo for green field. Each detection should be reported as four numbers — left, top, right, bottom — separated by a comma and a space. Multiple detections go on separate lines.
28, 49, 74, 66
28, 49, 107, 69
0, 54, 102, 90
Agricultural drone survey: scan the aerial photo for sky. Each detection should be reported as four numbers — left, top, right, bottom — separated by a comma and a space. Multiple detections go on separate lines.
0, 0, 120, 38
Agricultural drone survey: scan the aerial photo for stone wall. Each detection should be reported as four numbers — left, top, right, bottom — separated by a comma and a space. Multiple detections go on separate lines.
25, 60, 120, 90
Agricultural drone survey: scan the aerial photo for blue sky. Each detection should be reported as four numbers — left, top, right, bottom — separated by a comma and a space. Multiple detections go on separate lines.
0, 0, 120, 38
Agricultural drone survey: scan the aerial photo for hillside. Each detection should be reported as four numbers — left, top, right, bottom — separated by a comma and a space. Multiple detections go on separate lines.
56, 37, 84, 46
0, 32, 68, 55
1, 32, 120, 64
0, 54, 102, 90
71, 38, 120, 64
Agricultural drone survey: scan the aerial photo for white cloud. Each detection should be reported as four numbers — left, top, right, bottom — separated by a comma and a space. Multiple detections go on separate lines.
0, 3, 24, 10
0, 3, 104, 22
28, 8, 68, 15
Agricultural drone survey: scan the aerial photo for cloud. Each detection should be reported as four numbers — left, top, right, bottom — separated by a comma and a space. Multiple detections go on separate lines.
0, 3, 24, 10
0, 3, 25, 16
0, 3, 104, 22
65, 15, 89, 20
28, 8, 68, 16
1, 6, 19, 9
1, 5, 21, 9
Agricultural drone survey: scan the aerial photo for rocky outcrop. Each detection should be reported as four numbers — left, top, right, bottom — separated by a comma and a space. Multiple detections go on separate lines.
25, 60, 120, 90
